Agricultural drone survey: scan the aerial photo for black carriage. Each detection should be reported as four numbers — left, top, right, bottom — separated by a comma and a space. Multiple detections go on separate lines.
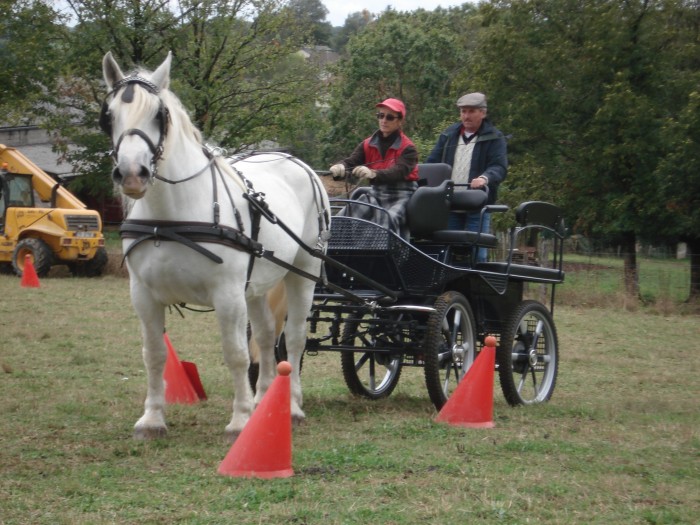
305, 163, 566, 410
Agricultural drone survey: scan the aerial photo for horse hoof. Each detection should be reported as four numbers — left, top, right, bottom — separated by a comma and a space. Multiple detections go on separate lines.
292, 414, 305, 428
133, 426, 167, 440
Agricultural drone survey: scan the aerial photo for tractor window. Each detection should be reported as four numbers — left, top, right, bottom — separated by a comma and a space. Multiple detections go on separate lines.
6, 174, 34, 207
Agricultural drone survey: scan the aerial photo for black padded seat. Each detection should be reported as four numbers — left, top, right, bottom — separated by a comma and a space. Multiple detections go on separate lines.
432, 230, 498, 247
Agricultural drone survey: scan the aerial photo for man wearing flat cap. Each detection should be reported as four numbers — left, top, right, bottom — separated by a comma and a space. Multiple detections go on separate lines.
426, 92, 508, 261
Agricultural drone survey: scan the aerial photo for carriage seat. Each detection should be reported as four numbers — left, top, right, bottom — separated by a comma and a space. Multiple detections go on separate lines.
475, 201, 566, 282
417, 162, 452, 187
430, 190, 501, 247
406, 180, 501, 248
406, 180, 453, 239
412, 163, 500, 247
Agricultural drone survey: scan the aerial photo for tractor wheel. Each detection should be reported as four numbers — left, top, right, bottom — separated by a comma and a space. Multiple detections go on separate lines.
69, 247, 108, 277
12, 238, 53, 277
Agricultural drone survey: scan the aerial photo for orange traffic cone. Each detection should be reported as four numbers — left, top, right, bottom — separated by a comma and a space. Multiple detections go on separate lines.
163, 332, 201, 404
218, 361, 294, 479
20, 254, 40, 288
181, 360, 207, 401
435, 335, 497, 428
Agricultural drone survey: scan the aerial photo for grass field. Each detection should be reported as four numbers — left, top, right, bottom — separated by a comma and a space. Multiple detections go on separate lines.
0, 274, 698, 524
559, 253, 692, 310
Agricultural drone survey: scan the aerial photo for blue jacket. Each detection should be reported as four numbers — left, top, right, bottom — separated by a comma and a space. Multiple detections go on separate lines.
425, 119, 508, 204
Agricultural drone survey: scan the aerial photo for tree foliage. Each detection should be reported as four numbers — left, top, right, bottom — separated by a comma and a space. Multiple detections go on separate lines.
284, 0, 332, 45
0, 0, 67, 124
324, 6, 475, 162
19, 0, 325, 197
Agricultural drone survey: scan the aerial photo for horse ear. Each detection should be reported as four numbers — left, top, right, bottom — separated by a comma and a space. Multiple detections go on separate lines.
151, 52, 172, 91
103, 51, 125, 90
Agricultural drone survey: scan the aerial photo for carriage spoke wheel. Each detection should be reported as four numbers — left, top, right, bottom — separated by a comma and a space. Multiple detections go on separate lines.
497, 300, 558, 406
340, 315, 402, 399
423, 291, 477, 410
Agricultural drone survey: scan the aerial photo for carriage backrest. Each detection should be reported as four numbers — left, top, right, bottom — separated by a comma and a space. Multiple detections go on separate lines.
515, 201, 565, 235
417, 163, 451, 187
417, 162, 487, 212
406, 180, 453, 239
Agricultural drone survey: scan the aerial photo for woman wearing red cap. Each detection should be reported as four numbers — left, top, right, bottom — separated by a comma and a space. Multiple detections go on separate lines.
329, 98, 419, 239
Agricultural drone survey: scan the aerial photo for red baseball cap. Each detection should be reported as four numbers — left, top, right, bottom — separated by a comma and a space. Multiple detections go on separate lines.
376, 98, 406, 118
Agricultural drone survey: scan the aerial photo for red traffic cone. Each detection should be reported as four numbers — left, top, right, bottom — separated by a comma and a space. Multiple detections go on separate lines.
181, 360, 207, 401
163, 332, 200, 405
218, 361, 294, 479
435, 335, 497, 428
20, 254, 40, 288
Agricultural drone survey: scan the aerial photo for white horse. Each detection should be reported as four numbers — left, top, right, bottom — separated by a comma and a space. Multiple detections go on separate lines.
101, 51, 330, 440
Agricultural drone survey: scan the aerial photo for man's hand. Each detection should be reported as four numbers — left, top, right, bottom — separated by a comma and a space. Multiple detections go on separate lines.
470, 175, 488, 189
352, 166, 376, 180
330, 164, 346, 180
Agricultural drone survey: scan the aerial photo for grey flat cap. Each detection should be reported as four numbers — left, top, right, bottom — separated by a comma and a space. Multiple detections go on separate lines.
456, 92, 487, 108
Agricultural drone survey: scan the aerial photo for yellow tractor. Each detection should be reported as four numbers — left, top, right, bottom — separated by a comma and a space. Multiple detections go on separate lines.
0, 143, 107, 277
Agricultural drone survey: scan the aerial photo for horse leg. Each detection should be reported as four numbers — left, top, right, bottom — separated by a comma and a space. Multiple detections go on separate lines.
131, 292, 168, 439
216, 298, 255, 442
282, 273, 314, 426
247, 294, 278, 403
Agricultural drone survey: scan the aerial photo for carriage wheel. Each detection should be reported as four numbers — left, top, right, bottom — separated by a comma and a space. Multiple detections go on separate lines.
497, 300, 558, 406
423, 291, 477, 410
340, 315, 402, 399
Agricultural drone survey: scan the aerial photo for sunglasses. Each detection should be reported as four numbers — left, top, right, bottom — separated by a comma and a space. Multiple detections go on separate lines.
376, 112, 400, 122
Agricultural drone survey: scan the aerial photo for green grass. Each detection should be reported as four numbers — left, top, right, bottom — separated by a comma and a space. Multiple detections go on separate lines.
557, 253, 692, 311
0, 275, 698, 524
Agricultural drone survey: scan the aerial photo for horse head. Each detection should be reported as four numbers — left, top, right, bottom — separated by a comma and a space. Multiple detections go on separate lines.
101, 52, 173, 199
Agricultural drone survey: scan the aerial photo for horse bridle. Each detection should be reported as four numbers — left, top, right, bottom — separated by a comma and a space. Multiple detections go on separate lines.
100, 75, 170, 178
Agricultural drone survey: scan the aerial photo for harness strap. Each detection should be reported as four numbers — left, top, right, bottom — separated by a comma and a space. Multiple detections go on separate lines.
120, 220, 263, 264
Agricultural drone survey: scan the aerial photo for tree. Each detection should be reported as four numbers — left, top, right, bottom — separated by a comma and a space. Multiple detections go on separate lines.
331, 10, 373, 52
285, 0, 332, 46
0, 0, 67, 124
324, 7, 475, 162
656, 91, 700, 303
39, 0, 324, 199
467, 0, 698, 301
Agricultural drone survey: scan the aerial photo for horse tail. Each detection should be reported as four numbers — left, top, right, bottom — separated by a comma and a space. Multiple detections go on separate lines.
248, 281, 288, 364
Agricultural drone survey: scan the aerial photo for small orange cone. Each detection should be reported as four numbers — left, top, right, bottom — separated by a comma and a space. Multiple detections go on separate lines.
435, 335, 497, 428
218, 361, 294, 478
163, 332, 200, 405
20, 254, 40, 288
